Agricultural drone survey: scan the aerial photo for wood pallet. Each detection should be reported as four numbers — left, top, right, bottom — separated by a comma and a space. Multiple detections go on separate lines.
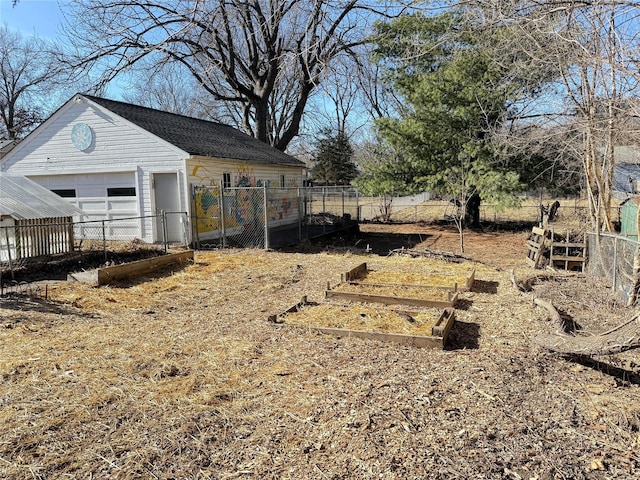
526, 227, 586, 272
269, 297, 455, 349
526, 227, 552, 268
550, 231, 586, 272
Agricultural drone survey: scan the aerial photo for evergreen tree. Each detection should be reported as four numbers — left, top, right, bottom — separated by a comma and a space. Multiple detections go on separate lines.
372, 10, 524, 206
311, 130, 358, 185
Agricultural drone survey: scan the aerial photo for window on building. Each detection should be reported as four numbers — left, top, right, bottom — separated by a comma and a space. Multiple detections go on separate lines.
107, 187, 136, 197
223, 172, 231, 189
280, 174, 286, 189
51, 189, 76, 198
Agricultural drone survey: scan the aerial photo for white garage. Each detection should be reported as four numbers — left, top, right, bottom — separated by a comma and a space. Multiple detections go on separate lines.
0, 94, 306, 245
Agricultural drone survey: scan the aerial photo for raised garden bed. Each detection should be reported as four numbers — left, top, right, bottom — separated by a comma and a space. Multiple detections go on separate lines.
342, 262, 475, 290
269, 296, 455, 349
325, 262, 468, 308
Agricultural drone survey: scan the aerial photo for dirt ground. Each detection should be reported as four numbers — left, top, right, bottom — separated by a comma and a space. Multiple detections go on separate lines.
1, 222, 639, 479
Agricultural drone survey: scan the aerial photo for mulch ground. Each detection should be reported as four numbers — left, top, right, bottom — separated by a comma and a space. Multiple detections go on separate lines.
1, 222, 639, 479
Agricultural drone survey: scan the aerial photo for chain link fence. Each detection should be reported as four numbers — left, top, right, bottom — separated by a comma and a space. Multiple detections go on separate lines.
587, 232, 640, 302
73, 213, 190, 253
1, 213, 188, 277
358, 199, 594, 224
192, 185, 357, 249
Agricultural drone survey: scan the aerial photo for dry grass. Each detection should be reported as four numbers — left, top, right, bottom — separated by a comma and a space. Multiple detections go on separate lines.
1, 227, 640, 479
282, 303, 442, 335
332, 281, 454, 302
354, 269, 471, 289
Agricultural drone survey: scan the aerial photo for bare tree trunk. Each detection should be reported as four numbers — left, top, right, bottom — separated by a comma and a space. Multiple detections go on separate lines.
627, 247, 640, 307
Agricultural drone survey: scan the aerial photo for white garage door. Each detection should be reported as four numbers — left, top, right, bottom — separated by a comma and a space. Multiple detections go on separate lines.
29, 173, 141, 240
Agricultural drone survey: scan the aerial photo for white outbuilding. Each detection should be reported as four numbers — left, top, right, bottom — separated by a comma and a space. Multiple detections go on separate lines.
0, 94, 306, 244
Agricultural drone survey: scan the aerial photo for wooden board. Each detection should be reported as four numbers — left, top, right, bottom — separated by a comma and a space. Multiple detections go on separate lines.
270, 300, 455, 349
465, 269, 476, 290
325, 288, 458, 308
68, 250, 195, 285
341, 262, 475, 292
342, 262, 368, 283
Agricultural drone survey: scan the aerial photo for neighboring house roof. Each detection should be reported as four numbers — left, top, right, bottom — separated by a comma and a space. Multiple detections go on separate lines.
84, 94, 305, 167
0, 174, 85, 220
611, 146, 640, 164
621, 196, 640, 207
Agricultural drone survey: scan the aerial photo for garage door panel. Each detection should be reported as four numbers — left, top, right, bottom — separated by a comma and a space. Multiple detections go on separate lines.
78, 199, 108, 212
31, 172, 142, 240
107, 198, 138, 212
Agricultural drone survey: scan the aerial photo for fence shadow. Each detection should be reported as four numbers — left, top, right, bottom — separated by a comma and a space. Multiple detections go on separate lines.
0, 293, 89, 317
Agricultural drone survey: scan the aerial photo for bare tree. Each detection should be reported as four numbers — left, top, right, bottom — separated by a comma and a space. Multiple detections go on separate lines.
470, 0, 640, 232
0, 26, 66, 140
64, 0, 406, 151
120, 63, 214, 119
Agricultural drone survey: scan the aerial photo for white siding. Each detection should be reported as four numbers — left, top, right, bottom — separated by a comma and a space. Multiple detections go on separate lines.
1, 98, 189, 243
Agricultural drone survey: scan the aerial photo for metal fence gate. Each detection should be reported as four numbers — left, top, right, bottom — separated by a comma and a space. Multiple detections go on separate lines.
192, 184, 267, 249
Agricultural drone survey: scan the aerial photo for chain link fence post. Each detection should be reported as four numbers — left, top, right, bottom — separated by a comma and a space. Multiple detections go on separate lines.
322, 188, 327, 235
180, 212, 189, 247
191, 184, 200, 250
161, 210, 168, 252
298, 188, 303, 243
219, 180, 227, 248
263, 184, 269, 250
101, 220, 107, 260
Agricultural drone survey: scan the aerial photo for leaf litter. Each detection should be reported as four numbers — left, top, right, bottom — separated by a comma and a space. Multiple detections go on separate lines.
0, 224, 639, 479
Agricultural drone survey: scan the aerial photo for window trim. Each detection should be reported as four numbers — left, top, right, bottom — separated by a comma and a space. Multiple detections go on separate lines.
51, 188, 77, 198
107, 187, 136, 197
223, 172, 232, 189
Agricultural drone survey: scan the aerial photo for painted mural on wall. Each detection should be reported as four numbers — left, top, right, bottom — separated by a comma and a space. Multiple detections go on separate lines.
191, 163, 300, 235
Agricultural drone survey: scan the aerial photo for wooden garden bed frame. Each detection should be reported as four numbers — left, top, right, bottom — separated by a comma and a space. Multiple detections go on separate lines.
67, 250, 195, 285
269, 297, 456, 349
341, 262, 475, 291
324, 262, 471, 308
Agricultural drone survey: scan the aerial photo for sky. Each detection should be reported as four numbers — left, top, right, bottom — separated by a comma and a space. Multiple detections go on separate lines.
0, 0, 67, 40
0, 0, 130, 100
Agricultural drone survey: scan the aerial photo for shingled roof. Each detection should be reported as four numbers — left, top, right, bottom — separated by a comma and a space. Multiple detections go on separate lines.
84, 95, 304, 167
